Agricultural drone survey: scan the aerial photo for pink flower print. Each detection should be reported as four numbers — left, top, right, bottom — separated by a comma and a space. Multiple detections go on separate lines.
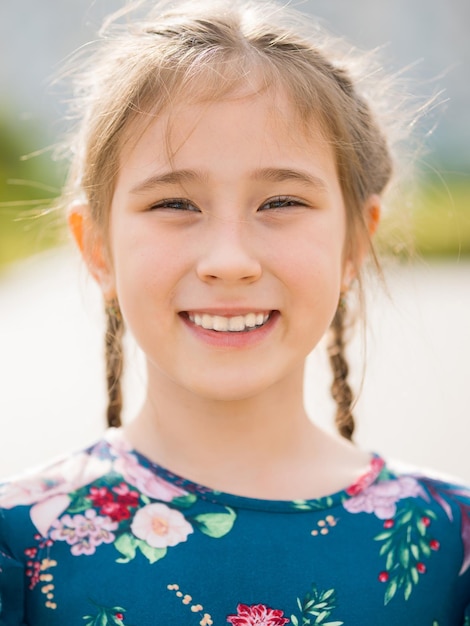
50, 509, 118, 556
131, 503, 193, 548
346, 456, 385, 496
113, 452, 188, 502
343, 476, 425, 519
0, 453, 112, 536
50, 516, 79, 545
227, 604, 290, 625
0, 453, 111, 509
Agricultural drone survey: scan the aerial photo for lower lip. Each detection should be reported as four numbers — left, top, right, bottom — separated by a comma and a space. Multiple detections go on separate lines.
180, 311, 280, 348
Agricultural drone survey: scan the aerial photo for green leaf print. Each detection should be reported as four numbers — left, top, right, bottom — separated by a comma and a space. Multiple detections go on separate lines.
374, 505, 438, 605
137, 540, 167, 564
192, 507, 236, 538
83, 604, 128, 626
384, 579, 397, 604
291, 497, 336, 511
171, 494, 198, 509
291, 584, 343, 626
67, 495, 93, 514
114, 533, 138, 563
114, 532, 167, 564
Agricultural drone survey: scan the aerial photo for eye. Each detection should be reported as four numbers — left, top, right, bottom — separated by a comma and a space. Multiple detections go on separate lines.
148, 198, 200, 212
258, 196, 307, 211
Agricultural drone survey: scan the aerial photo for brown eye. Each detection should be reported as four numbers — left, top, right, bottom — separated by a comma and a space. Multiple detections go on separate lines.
258, 196, 305, 211
150, 198, 200, 212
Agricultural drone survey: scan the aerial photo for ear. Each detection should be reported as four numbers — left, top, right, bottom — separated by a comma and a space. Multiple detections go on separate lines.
364, 193, 381, 238
341, 194, 381, 291
68, 204, 116, 298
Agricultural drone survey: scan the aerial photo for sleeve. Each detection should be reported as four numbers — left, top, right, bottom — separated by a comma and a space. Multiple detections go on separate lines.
0, 503, 27, 626
0, 547, 27, 625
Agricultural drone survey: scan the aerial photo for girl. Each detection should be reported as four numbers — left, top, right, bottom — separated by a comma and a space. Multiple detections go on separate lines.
1, 1, 469, 623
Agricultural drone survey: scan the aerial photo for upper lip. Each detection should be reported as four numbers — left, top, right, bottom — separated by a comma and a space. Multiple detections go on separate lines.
182, 309, 274, 316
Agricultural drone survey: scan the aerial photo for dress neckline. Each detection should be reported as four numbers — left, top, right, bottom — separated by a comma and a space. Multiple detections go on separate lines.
102, 427, 386, 513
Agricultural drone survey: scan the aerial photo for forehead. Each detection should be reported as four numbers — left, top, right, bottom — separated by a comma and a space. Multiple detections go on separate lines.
117, 85, 335, 179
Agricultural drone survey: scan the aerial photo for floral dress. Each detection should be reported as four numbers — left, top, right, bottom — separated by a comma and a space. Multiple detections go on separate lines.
0, 428, 469, 625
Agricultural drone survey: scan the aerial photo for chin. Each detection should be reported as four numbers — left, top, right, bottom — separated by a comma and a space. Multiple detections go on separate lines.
188, 377, 275, 404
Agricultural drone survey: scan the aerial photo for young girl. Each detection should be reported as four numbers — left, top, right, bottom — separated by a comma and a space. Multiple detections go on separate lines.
1, 1, 469, 623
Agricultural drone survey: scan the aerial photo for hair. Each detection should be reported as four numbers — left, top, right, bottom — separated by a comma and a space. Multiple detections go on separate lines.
62, 0, 397, 439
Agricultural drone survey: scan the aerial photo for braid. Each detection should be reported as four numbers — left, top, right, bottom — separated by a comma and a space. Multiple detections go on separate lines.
327, 297, 355, 441
104, 299, 124, 428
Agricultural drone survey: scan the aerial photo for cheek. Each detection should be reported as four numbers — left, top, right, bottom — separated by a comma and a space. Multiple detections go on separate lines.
274, 227, 346, 333
272, 227, 345, 284
109, 221, 184, 314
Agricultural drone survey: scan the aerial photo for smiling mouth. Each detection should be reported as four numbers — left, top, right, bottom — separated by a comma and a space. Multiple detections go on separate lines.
186, 311, 273, 332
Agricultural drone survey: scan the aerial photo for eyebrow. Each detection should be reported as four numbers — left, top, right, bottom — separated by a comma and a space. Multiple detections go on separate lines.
250, 167, 328, 191
130, 169, 206, 194
130, 167, 328, 194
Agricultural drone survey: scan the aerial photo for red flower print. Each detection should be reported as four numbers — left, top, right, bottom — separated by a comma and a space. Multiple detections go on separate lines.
88, 486, 114, 506
87, 483, 140, 521
226, 603, 290, 625
100, 501, 132, 522
114, 483, 140, 506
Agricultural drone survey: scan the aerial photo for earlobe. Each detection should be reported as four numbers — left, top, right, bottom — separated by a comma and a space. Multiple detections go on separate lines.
68, 204, 115, 297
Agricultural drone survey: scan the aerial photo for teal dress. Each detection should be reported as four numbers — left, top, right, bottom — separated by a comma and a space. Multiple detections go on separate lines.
1, 428, 469, 625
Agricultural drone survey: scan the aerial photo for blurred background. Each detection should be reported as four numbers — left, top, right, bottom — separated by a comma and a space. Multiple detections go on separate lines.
0, 0, 469, 480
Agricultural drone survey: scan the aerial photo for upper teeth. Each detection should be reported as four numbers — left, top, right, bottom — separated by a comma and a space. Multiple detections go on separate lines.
188, 312, 270, 332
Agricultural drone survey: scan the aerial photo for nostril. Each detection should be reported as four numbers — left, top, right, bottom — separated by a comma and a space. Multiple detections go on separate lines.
196, 256, 262, 283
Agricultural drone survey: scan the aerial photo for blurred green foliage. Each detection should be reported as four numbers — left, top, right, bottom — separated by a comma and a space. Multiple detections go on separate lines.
0, 113, 64, 270
1, 115, 469, 271
411, 176, 470, 257
376, 174, 470, 259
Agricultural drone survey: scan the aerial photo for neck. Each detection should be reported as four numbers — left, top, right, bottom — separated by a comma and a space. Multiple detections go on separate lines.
123, 360, 368, 499
127, 363, 310, 479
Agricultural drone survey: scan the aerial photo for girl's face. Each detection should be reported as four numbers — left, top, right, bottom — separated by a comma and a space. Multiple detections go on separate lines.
105, 88, 354, 403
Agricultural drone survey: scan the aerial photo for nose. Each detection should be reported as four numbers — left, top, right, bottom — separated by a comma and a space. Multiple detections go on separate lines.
196, 217, 262, 284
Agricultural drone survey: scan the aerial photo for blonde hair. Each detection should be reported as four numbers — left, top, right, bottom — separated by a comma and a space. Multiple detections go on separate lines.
63, 0, 396, 436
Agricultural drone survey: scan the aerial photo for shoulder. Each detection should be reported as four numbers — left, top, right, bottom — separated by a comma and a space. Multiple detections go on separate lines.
352, 455, 470, 524
385, 459, 470, 516
345, 455, 470, 580
0, 429, 186, 556
392, 461, 470, 553
344, 455, 470, 523
0, 437, 113, 556
0, 439, 114, 511
337, 456, 470, 616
